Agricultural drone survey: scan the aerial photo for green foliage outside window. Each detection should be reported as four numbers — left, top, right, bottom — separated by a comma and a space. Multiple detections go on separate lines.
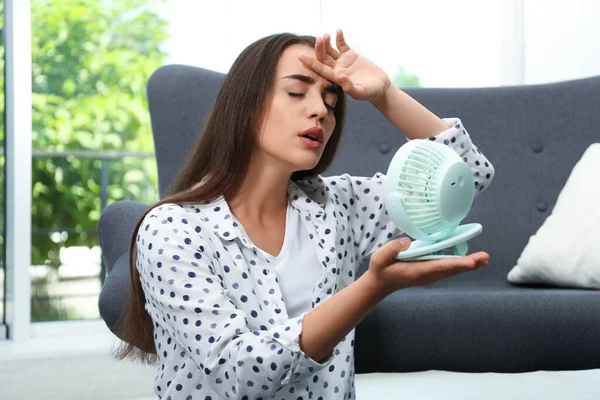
0, 0, 169, 269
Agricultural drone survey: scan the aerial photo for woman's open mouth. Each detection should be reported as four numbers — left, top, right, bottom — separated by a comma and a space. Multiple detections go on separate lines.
299, 127, 323, 149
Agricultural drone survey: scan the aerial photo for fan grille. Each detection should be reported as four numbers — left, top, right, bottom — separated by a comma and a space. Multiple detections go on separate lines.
397, 143, 447, 234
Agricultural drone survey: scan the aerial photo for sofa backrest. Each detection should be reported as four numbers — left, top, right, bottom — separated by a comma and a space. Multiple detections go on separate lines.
147, 64, 600, 280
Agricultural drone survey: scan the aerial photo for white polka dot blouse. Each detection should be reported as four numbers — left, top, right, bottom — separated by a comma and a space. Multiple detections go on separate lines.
135, 118, 494, 399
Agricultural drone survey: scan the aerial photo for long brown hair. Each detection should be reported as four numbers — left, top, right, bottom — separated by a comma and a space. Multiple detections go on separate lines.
114, 33, 347, 363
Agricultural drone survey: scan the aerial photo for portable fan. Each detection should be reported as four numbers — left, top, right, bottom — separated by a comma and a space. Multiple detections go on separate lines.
385, 139, 482, 260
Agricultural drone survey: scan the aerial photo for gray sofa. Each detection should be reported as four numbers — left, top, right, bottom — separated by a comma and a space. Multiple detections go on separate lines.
98, 64, 600, 374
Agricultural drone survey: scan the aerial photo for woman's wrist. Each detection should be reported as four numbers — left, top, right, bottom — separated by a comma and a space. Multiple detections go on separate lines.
357, 269, 391, 304
370, 80, 396, 109
370, 82, 450, 139
300, 268, 389, 361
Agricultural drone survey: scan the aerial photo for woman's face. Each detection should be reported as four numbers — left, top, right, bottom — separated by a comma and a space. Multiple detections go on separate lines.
257, 43, 338, 173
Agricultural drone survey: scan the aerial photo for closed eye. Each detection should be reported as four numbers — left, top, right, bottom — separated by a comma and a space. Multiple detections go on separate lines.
288, 93, 335, 112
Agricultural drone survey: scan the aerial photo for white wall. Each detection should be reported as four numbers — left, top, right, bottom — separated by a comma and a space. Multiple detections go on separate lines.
321, 0, 504, 88
158, 0, 321, 73
524, 0, 600, 84
160, 0, 504, 88
159, 0, 600, 88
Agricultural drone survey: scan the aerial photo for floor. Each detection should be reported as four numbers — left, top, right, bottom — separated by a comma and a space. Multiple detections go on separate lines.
1, 351, 599, 399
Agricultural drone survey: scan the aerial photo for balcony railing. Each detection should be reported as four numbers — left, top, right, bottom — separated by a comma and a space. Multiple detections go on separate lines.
0, 150, 157, 321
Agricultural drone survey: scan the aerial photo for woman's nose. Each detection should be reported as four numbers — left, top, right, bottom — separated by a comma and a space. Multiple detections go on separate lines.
309, 97, 328, 120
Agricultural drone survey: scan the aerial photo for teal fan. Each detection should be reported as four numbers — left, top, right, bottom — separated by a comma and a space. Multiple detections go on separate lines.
385, 139, 482, 260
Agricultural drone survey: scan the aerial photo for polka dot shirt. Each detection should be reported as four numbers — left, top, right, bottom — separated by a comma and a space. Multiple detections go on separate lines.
135, 118, 494, 399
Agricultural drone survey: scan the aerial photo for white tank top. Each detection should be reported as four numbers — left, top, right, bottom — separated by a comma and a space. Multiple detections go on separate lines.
254, 202, 322, 318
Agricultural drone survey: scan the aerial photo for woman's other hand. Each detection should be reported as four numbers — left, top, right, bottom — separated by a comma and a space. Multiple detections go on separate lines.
365, 237, 490, 296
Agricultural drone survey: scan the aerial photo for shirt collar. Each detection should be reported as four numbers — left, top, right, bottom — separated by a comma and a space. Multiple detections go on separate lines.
288, 178, 327, 215
205, 177, 326, 242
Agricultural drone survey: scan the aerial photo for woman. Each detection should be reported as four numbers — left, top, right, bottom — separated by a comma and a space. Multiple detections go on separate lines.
119, 30, 493, 399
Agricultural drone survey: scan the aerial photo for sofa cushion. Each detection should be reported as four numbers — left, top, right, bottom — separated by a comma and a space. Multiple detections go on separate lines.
354, 278, 600, 373
507, 143, 600, 289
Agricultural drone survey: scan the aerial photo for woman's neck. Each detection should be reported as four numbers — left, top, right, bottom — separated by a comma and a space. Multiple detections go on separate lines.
227, 153, 291, 223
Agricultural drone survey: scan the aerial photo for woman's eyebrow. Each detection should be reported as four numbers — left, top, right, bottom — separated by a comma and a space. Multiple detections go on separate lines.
282, 74, 338, 94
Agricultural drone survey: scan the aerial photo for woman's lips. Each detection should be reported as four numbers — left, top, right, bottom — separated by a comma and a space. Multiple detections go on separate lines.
299, 127, 323, 143
299, 136, 322, 148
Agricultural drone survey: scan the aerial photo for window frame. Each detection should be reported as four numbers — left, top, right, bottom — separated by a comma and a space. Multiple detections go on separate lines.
4, 0, 33, 342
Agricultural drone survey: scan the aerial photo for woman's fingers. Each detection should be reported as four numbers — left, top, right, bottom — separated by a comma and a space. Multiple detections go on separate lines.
336, 29, 351, 53
471, 251, 490, 266
315, 36, 337, 68
313, 31, 348, 71
337, 74, 356, 94
315, 37, 328, 63
402, 252, 489, 278
370, 237, 412, 268
323, 33, 341, 60
298, 51, 337, 82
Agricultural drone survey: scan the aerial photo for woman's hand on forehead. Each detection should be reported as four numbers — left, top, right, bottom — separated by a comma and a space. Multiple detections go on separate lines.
298, 29, 392, 103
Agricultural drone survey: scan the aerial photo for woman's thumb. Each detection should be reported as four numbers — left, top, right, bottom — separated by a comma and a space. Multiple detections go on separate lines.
338, 74, 352, 92
371, 237, 412, 266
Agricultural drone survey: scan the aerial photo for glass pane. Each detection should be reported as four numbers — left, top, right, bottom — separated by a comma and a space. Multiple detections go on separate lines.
0, 0, 5, 330
322, 0, 503, 88
30, 0, 163, 322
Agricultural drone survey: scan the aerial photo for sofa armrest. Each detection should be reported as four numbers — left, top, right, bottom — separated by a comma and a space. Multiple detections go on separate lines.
97, 200, 150, 273
97, 200, 149, 336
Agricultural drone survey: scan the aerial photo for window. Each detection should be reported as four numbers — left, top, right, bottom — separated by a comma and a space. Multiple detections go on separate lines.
29, 0, 163, 321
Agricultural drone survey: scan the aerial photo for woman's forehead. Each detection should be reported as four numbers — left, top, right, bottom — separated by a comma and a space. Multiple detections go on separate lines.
276, 44, 334, 87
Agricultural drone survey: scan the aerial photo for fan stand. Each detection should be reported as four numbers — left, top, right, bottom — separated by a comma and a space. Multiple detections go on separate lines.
394, 223, 483, 261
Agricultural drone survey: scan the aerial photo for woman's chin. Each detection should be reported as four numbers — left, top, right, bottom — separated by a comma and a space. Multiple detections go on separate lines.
282, 151, 321, 170
294, 157, 321, 172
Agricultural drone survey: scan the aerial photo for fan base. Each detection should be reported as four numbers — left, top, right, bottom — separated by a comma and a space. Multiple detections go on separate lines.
394, 223, 483, 261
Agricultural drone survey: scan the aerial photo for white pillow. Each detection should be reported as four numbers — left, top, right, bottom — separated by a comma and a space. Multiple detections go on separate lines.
507, 143, 600, 289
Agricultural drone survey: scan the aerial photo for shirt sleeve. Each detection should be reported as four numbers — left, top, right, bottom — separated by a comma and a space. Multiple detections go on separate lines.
329, 117, 495, 263
325, 173, 404, 265
136, 203, 334, 399
421, 117, 495, 196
